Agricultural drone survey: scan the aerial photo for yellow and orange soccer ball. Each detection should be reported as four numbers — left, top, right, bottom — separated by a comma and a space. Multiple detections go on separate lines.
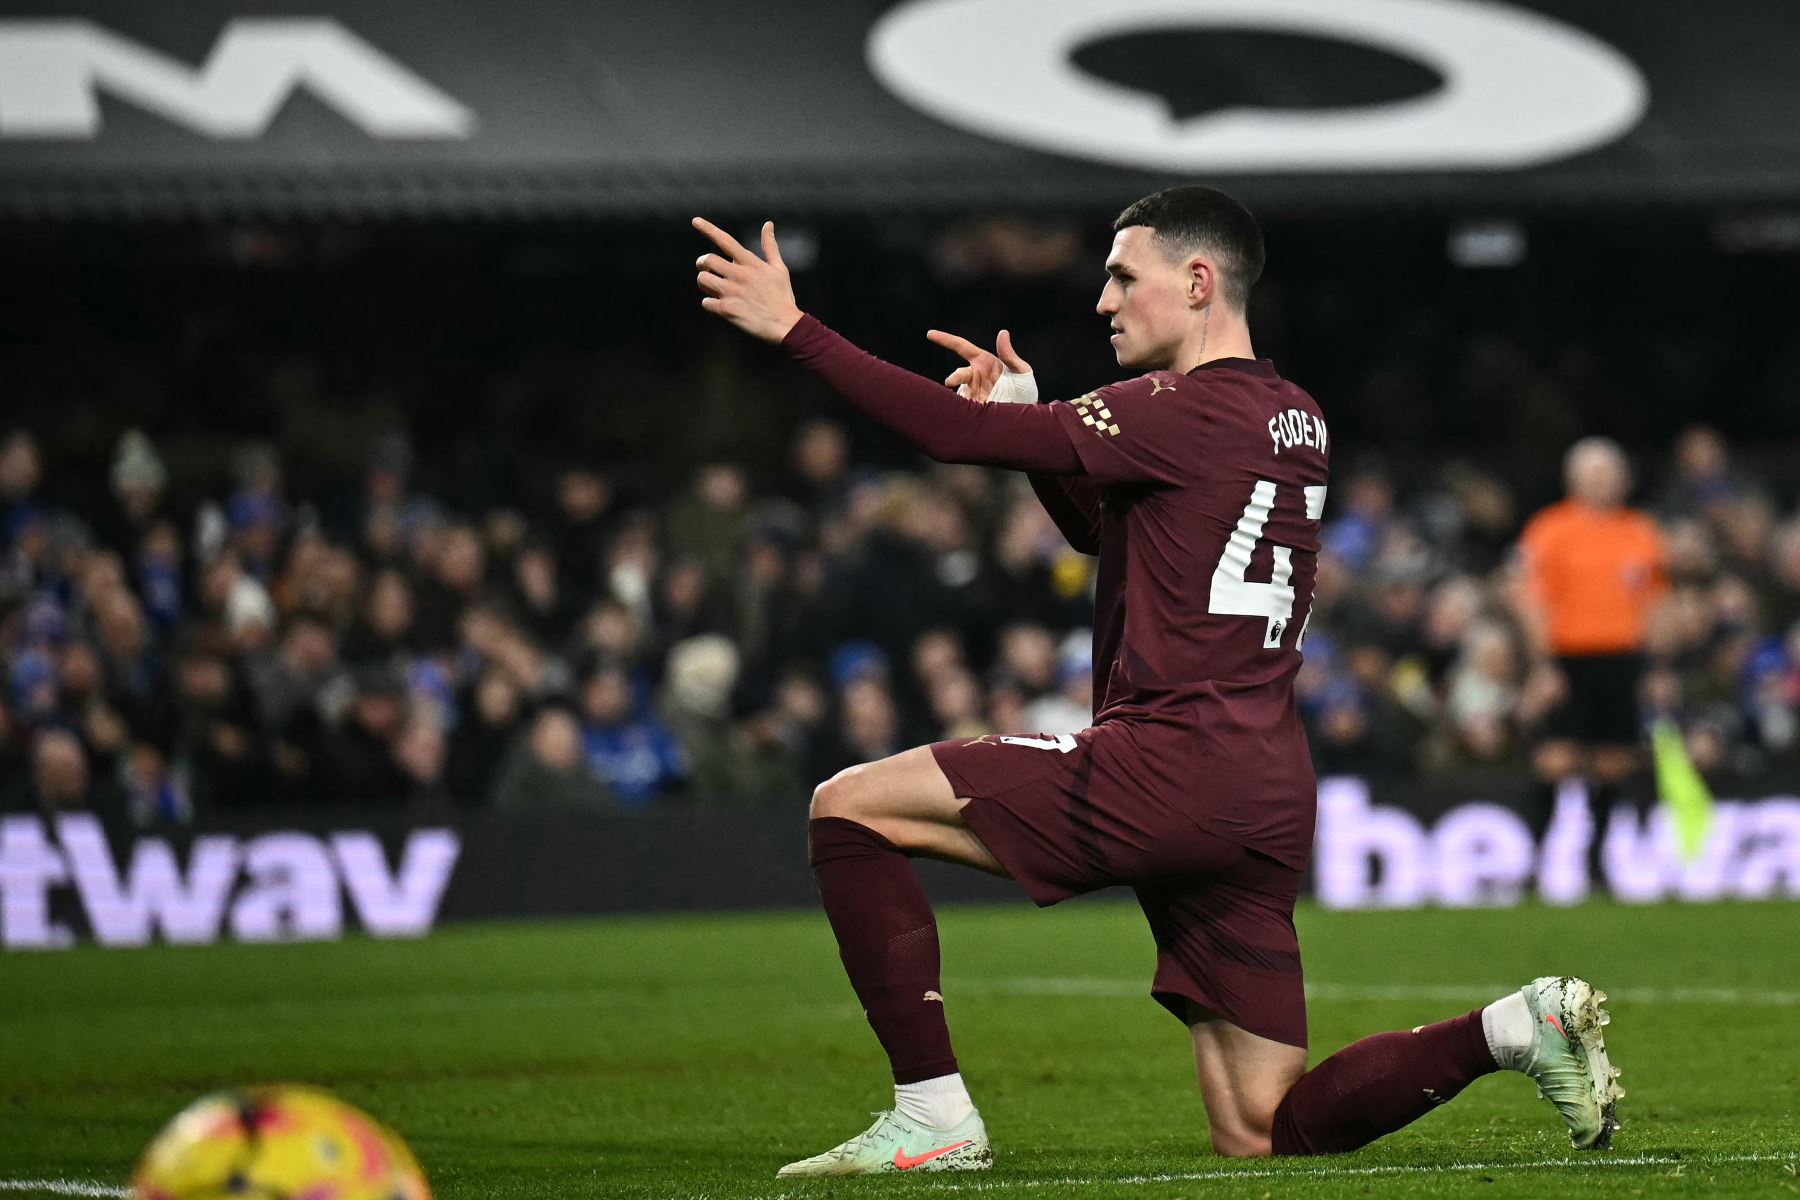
134, 1085, 429, 1200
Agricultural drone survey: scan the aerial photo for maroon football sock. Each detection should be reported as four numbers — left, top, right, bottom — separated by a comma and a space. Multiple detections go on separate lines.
808, 816, 958, 1085
1271, 1009, 1497, 1155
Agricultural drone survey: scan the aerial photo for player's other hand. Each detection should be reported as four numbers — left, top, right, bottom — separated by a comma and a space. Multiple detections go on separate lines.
926, 328, 1034, 403
693, 218, 804, 343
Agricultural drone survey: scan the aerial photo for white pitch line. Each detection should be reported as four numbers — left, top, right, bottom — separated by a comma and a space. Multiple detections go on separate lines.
911, 1150, 1800, 1193
964, 977, 1800, 1006
14, 1152, 1797, 1200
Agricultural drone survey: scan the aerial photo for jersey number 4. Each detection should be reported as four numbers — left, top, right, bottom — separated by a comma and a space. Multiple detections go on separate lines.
1209, 479, 1326, 650
996, 733, 1079, 753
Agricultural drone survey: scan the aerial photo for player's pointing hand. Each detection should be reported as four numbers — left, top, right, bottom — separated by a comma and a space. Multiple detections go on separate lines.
692, 218, 805, 343
926, 328, 1035, 403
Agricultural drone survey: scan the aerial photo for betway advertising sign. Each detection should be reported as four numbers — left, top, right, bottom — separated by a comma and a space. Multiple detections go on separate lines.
4, 778, 1796, 950
1314, 778, 1800, 908
0, 815, 460, 950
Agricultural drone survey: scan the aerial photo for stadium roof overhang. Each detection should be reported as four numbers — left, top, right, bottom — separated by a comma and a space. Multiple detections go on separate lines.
3, 0, 1799, 219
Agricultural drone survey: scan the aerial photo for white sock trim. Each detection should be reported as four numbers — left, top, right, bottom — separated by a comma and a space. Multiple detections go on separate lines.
1481, 991, 1534, 1072
895, 1072, 974, 1130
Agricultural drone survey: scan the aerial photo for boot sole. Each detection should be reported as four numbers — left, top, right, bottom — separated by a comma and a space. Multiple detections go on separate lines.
1560, 977, 1625, 1150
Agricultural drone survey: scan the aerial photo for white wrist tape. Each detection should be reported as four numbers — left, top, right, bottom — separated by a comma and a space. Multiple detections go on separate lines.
988, 368, 1038, 405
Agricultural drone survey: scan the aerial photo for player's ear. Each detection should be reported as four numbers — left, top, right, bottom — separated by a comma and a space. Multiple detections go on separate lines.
1183, 254, 1214, 308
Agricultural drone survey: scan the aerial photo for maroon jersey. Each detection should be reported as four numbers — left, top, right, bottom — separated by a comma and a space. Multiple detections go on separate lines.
1038, 363, 1329, 867
782, 318, 1328, 868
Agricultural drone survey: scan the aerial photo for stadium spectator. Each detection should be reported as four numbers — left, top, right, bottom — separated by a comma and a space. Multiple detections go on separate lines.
660, 633, 740, 803
57, 640, 132, 768
577, 663, 687, 806
122, 742, 190, 826
170, 636, 272, 814
653, 558, 728, 658
821, 676, 904, 779
1322, 469, 1396, 571
925, 668, 987, 741
223, 444, 287, 581
1654, 425, 1744, 522
669, 633, 809, 811
994, 623, 1058, 706
768, 668, 833, 785
550, 467, 618, 598
603, 516, 660, 627
1435, 620, 1527, 769
104, 430, 172, 557
343, 569, 418, 666
246, 614, 341, 744
446, 669, 525, 804
327, 668, 413, 805
713, 708, 809, 810
1768, 522, 1800, 634
730, 524, 819, 680
506, 541, 572, 644
490, 707, 615, 810
28, 728, 93, 816
393, 715, 453, 809
415, 524, 485, 651
0, 431, 42, 508
784, 419, 852, 524
666, 463, 751, 585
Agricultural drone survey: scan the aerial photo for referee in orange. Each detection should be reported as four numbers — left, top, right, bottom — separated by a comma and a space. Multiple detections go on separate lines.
1517, 437, 1667, 891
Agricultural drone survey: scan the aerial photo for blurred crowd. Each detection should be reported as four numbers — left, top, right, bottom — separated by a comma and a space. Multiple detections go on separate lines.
1302, 426, 1800, 784
3, 409, 1800, 827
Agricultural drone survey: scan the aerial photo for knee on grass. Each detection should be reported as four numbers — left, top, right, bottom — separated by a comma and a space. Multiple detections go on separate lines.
1206, 1101, 1277, 1159
1208, 1121, 1273, 1159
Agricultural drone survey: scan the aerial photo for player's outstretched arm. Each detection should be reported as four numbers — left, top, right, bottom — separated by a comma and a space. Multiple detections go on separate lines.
694, 218, 1082, 474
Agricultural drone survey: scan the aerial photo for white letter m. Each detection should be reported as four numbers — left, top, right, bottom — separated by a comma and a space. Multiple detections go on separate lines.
0, 18, 473, 139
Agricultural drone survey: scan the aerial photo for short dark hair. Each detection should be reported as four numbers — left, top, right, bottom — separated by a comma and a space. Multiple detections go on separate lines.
1112, 186, 1264, 310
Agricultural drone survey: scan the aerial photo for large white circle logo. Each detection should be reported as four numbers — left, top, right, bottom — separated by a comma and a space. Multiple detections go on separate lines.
867, 0, 1647, 171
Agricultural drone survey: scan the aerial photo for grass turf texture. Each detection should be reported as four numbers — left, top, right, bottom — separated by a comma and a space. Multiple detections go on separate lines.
2, 900, 1796, 1199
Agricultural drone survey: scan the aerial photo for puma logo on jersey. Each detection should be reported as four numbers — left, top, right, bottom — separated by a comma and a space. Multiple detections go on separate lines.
923, 990, 944, 1003
1148, 375, 1177, 396
1268, 408, 1328, 456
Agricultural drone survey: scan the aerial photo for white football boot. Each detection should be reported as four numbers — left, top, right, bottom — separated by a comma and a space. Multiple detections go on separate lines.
777, 1108, 991, 1178
1516, 976, 1624, 1148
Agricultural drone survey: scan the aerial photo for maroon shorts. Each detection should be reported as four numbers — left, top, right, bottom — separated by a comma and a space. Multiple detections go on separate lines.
931, 725, 1307, 1049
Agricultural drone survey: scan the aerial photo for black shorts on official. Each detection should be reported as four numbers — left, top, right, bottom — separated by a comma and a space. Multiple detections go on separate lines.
1542, 653, 1643, 746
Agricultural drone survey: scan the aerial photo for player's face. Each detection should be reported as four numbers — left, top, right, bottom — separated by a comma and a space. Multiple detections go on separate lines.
1097, 226, 1190, 371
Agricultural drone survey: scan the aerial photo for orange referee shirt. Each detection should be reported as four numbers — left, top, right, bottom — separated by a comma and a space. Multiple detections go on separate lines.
1519, 500, 1666, 656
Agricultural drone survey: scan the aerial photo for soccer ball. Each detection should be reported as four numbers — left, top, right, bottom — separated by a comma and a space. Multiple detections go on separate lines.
133, 1085, 430, 1200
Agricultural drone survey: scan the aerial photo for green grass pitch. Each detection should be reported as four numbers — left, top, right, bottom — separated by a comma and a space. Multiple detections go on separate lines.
2, 899, 1796, 1198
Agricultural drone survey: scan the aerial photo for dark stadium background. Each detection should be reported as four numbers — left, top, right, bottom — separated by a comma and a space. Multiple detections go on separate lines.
7, 212, 1800, 492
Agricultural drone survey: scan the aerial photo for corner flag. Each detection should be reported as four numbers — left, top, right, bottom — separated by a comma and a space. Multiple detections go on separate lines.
1651, 718, 1715, 861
